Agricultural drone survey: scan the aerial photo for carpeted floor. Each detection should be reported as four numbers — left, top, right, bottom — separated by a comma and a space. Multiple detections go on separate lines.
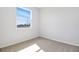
1, 37, 79, 52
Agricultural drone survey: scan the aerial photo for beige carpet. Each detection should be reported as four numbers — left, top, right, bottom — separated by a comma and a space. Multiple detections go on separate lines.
1, 37, 79, 52
0, 49, 1, 52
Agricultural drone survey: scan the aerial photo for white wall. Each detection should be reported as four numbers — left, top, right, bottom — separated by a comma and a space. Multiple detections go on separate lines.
0, 9, 3, 47
40, 7, 79, 46
0, 7, 40, 48
0, 7, 79, 48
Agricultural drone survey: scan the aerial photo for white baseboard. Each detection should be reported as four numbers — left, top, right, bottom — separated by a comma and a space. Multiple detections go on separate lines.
40, 34, 79, 47
0, 34, 39, 48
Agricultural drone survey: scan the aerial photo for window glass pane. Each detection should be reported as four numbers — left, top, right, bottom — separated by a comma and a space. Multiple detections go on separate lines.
16, 7, 32, 28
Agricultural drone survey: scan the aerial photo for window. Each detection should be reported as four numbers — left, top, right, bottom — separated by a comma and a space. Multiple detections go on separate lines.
16, 7, 32, 28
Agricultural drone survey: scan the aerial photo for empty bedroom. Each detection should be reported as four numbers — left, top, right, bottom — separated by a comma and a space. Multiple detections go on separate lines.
0, 7, 79, 52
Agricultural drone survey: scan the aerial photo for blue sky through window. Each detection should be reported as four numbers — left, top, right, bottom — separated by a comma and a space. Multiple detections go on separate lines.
16, 7, 31, 25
